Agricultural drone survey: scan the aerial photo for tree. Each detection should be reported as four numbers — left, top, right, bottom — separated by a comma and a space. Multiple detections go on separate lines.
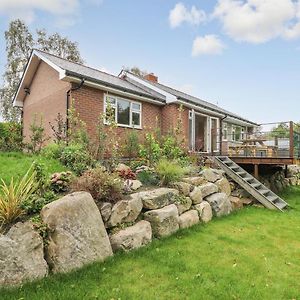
0, 19, 83, 122
126, 66, 147, 77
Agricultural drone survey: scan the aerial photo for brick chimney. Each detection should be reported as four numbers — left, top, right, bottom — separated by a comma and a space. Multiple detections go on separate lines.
144, 73, 158, 83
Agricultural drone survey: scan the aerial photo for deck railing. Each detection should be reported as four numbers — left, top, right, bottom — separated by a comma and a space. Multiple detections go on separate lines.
216, 121, 300, 159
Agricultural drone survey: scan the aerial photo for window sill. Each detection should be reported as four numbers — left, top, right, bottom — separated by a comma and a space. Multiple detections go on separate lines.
104, 122, 142, 130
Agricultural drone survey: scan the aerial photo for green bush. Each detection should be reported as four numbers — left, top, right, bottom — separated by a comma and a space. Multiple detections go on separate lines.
71, 167, 123, 204
156, 159, 186, 186
41, 143, 63, 159
50, 171, 73, 193
0, 122, 23, 152
59, 144, 95, 175
139, 133, 161, 165
161, 136, 185, 160
136, 170, 159, 186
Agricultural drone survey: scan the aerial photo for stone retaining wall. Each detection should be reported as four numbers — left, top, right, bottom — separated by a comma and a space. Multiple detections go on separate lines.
1, 166, 284, 286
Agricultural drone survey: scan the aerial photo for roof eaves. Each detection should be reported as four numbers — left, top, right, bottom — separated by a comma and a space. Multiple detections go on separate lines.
65, 70, 164, 102
177, 97, 259, 126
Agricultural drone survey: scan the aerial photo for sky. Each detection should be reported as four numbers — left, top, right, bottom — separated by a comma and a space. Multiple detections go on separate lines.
0, 0, 300, 124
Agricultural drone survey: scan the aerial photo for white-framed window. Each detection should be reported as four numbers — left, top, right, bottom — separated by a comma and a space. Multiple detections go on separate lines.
104, 95, 142, 128
222, 123, 228, 140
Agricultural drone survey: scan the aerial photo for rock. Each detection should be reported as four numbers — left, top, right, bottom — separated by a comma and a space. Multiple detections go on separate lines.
215, 178, 231, 196
205, 192, 232, 217
178, 210, 199, 229
41, 192, 113, 273
0, 221, 48, 286
110, 221, 152, 252
108, 193, 143, 227
189, 186, 203, 204
200, 168, 223, 183
287, 165, 300, 177
139, 188, 179, 210
231, 188, 251, 198
229, 196, 243, 210
116, 163, 131, 173
240, 198, 254, 206
129, 179, 142, 190
144, 204, 179, 238
175, 196, 192, 215
182, 176, 207, 186
172, 181, 193, 196
199, 182, 218, 198
100, 202, 112, 223
194, 201, 213, 223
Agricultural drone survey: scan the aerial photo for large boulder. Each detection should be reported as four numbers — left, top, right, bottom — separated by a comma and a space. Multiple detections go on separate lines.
178, 210, 199, 229
175, 196, 192, 215
182, 176, 207, 186
41, 192, 113, 273
200, 168, 223, 183
194, 201, 213, 223
139, 188, 179, 209
171, 181, 193, 196
107, 193, 143, 227
144, 204, 179, 238
199, 183, 218, 198
215, 178, 231, 196
189, 186, 203, 204
130, 180, 143, 190
109, 221, 152, 252
0, 221, 48, 286
205, 192, 232, 217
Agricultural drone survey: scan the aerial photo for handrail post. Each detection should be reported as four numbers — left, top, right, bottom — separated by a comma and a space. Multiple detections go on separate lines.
289, 121, 294, 158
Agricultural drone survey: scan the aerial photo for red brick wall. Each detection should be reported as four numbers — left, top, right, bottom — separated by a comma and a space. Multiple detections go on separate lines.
23, 61, 70, 142
70, 85, 163, 145
161, 103, 189, 148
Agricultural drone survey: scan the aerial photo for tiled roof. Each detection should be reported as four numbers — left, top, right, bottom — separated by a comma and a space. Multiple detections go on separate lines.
34, 50, 165, 102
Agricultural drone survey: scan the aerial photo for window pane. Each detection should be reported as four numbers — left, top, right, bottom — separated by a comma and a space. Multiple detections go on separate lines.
132, 103, 141, 111
117, 99, 130, 125
132, 112, 140, 126
107, 97, 116, 106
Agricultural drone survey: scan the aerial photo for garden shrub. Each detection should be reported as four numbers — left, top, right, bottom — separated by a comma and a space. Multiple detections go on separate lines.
156, 159, 186, 186
41, 143, 64, 160
21, 191, 56, 215
139, 132, 161, 165
161, 135, 186, 161
136, 170, 159, 186
71, 167, 123, 204
118, 168, 136, 180
50, 171, 73, 193
0, 122, 23, 152
59, 143, 95, 175
26, 115, 49, 153
0, 164, 38, 228
124, 130, 139, 162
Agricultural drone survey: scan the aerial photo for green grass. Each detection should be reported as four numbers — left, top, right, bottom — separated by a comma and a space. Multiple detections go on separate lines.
1, 186, 300, 299
0, 152, 66, 185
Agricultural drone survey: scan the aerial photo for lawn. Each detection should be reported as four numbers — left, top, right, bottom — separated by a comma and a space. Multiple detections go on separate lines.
0, 152, 66, 185
1, 183, 300, 299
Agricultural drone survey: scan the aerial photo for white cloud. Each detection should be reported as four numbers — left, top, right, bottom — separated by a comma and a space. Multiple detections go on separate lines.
213, 0, 300, 43
0, 0, 101, 26
192, 35, 225, 56
169, 2, 206, 28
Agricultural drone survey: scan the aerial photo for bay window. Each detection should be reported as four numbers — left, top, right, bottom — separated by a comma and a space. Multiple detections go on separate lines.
104, 95, 141, 128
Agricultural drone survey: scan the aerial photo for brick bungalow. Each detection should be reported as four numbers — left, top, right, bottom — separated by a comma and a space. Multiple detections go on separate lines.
13, 49, 258, 155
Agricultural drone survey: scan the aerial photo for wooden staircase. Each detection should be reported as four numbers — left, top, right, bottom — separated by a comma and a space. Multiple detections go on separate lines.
214, 156, 288, 211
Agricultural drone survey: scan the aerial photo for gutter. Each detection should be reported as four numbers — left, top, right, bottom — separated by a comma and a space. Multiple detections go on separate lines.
66, 78, 85, 132
176, 99, 258, 127
64, 71, 164, 104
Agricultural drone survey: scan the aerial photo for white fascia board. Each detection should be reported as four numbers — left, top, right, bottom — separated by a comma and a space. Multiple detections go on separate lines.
224, 117, 258, 127
33, 50, 66, 79
64, 75, 165, 106
121, 71, 177, 103
176, 99, 224, 118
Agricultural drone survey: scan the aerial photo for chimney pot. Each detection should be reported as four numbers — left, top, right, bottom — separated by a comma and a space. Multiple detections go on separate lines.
144, 73, 158, 83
